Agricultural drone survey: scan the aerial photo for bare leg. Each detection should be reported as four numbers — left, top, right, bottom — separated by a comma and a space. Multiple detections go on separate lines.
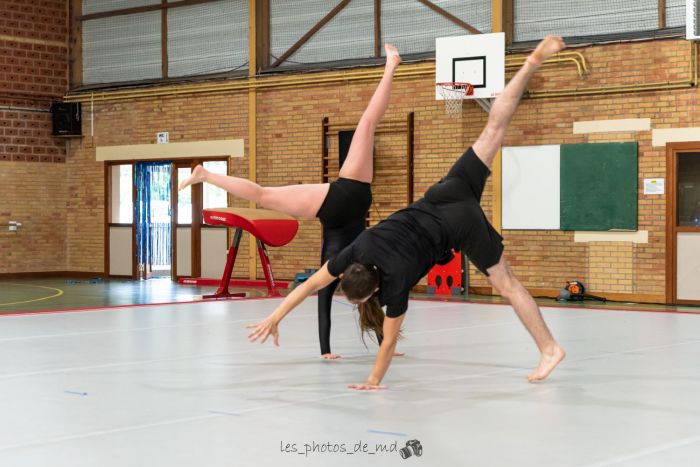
486, 256, 566, 382
338, 44, 401, 183
472, 36, 565, 168
178, 166, 329, 219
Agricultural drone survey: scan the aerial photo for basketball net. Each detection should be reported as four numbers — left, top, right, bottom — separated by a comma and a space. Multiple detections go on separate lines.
436, 82, 474, 118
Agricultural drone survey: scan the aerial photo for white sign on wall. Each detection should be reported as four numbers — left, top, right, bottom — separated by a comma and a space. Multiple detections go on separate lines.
156, 132, 169, 144
643, 178, 664, 195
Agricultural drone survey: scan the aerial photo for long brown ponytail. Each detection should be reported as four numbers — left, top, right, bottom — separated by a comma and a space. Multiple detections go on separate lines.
358, 295, 384, 345
340, 263, 383, 345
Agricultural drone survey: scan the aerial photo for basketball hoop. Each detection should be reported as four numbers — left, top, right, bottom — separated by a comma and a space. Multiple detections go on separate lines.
436, 82, 474, 118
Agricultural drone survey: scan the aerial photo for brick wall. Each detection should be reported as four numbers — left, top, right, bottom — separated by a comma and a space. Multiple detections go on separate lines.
66, 93, 250, 273
4, 26, 692, 302
0, 0, 68, 273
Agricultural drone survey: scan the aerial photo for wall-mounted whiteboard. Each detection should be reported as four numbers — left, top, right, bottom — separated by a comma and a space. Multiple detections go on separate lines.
502, 145, 560, 229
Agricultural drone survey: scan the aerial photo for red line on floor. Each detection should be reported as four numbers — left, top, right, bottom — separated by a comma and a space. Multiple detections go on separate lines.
2, 294, 697, 318
408, 295, 700, 315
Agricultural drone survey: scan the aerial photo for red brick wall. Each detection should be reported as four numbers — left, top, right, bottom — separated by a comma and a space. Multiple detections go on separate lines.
0, 0, 68, 273
65, 39, 689, 301
4, 25, 691, 302
65, 93, 250, 273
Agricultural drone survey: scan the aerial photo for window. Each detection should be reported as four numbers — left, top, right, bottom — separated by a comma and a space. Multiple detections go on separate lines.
111, 164, 133, 223
80, 0, 249, 86
203, 161, 228, 209
167, 1, 248, 78
83, 12, 162, 84
177, 167, 193, 224
678, 153, 700, 227
176, 161, 228, 224
514, 0, 666, 42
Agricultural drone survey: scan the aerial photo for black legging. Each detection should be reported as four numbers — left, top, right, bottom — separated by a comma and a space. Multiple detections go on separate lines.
318, 221, 381, 355
315, 178, 373, 355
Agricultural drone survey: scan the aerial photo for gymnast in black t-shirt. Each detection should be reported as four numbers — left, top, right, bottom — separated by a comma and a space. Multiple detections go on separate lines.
181, 44, 402, 359
327, 197, 452, 318
249, 36, 567, 390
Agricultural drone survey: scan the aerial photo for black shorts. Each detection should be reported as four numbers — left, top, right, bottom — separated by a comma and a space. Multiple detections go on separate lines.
424, 147, 504, 275
316, 177, 372, 229
317, 177, 372, 265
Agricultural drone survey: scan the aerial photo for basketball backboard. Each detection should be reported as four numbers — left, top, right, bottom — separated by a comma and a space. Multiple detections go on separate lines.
436, 32, 505, 100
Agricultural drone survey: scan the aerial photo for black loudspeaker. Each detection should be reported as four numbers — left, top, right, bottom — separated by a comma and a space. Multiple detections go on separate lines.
338, 129, 355, 168
51, 102, 82, 136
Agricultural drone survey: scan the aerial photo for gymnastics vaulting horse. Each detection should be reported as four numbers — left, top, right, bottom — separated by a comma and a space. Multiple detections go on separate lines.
202, 207, 298, 299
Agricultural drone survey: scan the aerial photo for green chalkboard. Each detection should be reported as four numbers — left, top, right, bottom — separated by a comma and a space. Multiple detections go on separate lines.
560, 142, 638, 231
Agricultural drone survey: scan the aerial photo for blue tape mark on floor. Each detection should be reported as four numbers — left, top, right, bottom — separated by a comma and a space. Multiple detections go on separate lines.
332, 299, 354, 308
64, 390, 88, 396
209, 410, 241, 417
367, 429, 406, 437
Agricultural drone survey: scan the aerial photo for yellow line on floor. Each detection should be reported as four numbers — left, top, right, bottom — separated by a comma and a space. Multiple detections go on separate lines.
0, 283, 64, 307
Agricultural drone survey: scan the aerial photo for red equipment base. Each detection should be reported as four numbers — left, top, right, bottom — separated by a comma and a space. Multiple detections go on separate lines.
201, 207, 299, 299
178, 278, 291, 288
427, 250, 463, 295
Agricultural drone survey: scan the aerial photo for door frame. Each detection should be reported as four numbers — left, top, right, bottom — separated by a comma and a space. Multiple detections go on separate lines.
665, 142, 700, 305
104, 160, 136, 279
104, 157, 229, 281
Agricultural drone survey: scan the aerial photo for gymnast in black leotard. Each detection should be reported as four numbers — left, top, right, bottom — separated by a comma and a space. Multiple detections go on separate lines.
248, 36, 567, 389
316, 177, 372, 355
180, 43, 402, 359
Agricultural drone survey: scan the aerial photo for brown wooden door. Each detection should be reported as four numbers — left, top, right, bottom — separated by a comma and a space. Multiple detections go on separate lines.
666, 143, 700, 305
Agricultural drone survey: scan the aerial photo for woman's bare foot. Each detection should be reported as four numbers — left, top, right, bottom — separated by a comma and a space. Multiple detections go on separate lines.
527, 35, 565, 66
321, 353, 341, 360
528, 344, 566, 382
178, 165, 208, 191
385, 43, 401, 69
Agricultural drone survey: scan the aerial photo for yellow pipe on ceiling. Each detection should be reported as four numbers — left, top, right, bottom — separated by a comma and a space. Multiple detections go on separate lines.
63, 41, 693, 104
528, 40, 696, 98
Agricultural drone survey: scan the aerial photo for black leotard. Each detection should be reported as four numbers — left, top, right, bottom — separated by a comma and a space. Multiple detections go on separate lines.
315, 178, 372, 355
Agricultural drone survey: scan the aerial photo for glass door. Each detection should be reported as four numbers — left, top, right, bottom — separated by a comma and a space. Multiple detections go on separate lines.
134, 161, 173, 280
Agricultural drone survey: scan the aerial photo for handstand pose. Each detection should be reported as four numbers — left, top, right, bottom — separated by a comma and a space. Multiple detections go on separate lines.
180, 44, 402, 359
248, 36, 567, 389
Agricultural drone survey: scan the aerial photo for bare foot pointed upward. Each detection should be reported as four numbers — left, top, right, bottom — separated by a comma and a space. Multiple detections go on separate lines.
178, 165, 207, 191
528, 343, 566, 382
385, 43, 401, 69
528, 35, 566, 66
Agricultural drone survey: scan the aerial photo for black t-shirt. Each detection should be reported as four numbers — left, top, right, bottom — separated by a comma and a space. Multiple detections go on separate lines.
327, 198, 452, 318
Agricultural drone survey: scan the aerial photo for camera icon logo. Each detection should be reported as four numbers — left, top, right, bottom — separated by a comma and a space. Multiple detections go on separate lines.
399, 439, 423, 459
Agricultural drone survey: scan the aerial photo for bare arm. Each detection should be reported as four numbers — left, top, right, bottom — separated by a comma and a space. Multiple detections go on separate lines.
247, 262, 336, 344
348, 314, 405, 390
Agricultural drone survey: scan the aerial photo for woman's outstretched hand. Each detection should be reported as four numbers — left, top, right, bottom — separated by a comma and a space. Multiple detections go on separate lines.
347, 382, 387, 391
247, 315, 280, 345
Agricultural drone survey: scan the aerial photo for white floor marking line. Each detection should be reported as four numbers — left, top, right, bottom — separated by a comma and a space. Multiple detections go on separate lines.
0, 308, 585, 380
391, 337, 700, 391
0, 304, 679, 381
0, 413, 220, 453
0, 386, 362, 452
0, 301, 270, 318
0, 297, 645, 344
572, 337, 700, 362
0, 311, 322, 343
583, 434, 700, 467
1, 315, 699, 453
404, 311, 600, 337
8, 337, 698, 454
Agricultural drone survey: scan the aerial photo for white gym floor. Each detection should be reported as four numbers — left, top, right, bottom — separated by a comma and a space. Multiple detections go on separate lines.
0, 297, 698, 466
